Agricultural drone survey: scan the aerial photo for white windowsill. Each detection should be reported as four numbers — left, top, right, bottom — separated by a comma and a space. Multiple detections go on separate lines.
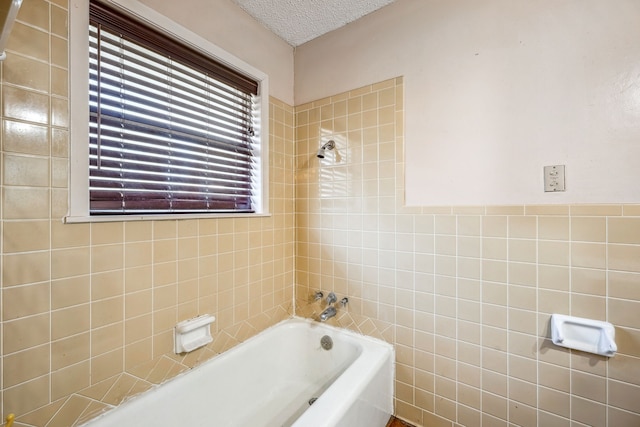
63, 212, 272, 224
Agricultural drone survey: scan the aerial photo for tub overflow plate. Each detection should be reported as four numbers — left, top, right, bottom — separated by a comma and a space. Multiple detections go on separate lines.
320, 335, 333, 350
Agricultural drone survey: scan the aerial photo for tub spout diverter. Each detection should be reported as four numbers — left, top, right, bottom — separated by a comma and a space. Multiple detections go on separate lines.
319, 306, 337, 322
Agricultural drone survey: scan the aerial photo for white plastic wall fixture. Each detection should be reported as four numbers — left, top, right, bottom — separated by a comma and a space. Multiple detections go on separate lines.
174, 314, 215, 354
550, 314, 617, 357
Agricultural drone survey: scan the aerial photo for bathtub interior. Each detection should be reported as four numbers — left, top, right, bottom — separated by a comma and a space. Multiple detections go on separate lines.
81, 317, 392, 427
227, 322, 365, 426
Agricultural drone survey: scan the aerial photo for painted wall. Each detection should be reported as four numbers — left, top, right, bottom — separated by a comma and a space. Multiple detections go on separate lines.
139, 0, 295, 104
294, 0, 640, 206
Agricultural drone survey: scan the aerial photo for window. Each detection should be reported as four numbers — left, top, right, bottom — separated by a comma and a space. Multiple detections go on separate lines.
68, 0, 269, 222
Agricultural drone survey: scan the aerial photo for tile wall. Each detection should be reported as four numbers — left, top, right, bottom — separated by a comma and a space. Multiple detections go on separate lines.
294, 77, 640, 427
0, 1, 295, 425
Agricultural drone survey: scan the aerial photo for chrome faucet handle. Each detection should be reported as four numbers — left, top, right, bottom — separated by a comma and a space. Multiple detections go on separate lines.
340, 297, 348, 306
326, 292, 337, 305
314, 291, 324, 301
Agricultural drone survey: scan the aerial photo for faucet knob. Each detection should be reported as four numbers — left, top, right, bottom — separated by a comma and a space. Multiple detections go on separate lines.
314, 291, 324, 301
326, 292, 337, 305
340, 297, 348, 306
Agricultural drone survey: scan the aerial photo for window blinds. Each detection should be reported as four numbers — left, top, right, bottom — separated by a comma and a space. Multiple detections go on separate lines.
89, 1, 259, 214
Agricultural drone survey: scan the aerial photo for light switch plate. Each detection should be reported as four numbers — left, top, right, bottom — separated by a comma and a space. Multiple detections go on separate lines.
544, 165, 566, 192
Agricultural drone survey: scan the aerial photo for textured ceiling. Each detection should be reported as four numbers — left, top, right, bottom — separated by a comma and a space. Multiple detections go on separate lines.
231, 0, 395, 47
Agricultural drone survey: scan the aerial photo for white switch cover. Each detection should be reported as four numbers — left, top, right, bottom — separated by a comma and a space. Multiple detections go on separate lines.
544, 165, 566, 192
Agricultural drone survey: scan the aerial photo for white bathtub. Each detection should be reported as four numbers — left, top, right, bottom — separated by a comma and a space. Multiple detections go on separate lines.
83, 317, 394, 427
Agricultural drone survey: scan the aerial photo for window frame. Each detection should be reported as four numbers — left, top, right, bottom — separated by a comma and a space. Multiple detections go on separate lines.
67, 0, 269, 223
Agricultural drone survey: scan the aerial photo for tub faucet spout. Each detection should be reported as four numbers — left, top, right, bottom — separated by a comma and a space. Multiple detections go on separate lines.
319, 306, 337, 322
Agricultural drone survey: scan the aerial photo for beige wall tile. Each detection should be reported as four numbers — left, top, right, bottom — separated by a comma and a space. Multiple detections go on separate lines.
91, 270, 124, 301
508, 262, 536, 287
509, 400, 537, 426
2, 119, 49, 155
125, 265, 153, 293
52, 128, 69, 157
51, 35, 68, 68
7, 22, 49, 62
3, 344, 50, 388
609, 243, 640, 273
486, 206, 524, 216
608, 407, 640, 427
52, 276, 90, 309
91, 349, 123, 384
482, 259, 507, 283
614, 328, 640, 358
125, 290, 152, 319
570, 204, 622, 216
538, 289, 569, 315
52, 222, 89, 249
571, 396, 605, 427
571, 293, 605, 320
3, 186, 50, 219
91, 222, 124, 245
17, 0, 49, 30
51, 333, 90, 370
609, 271, 640, 301
571, 267, 606, 296
482, 237, 507, 260
538, 241, 570, 266
52, 304, 89, 340
125, 221, 153, 242
571, 217, 606, 242
51, 361, 90, 401
609, 298, 640, 329
91, 244, 124, 273
525, 205, 569, 216
539, 386, 570, 418
3, 375, 50, 415
92, 297, 123, 329
92, 323, 124, 357
572, 370, 606, 403
4, 313, 50, 354
538, 265, 569, 291
3, 282, 50, 320
3, 53, 49, 93
3, 86, 49, 124
125, 315, 152, 345
2, 154, 50, 187
538, 216, 569, 240
571, 242, 606, 269
508, 216, 536, 239
51, 247, 90, 279
51, 5, 68, 39
483, 391, 507, 420
609, 217, 640, 244
125, 338, 153, 370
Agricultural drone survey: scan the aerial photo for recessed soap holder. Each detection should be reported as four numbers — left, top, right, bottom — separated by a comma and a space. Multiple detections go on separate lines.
174, 314, 215, 354
550, 314, 616, 357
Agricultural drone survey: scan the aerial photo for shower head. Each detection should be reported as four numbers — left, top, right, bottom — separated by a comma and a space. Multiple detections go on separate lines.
316, 140, 335, 159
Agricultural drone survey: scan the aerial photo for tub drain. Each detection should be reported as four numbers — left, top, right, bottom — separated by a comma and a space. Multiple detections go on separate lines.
308, 397, 318, 405
320, 335, 333, 350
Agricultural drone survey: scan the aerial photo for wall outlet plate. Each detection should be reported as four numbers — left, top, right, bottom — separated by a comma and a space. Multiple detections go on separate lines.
544, 165, 566, 192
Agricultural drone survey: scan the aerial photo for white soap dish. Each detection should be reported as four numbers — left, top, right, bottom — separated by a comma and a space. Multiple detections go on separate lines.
174, 314, 215, 354
550, 314, 616, 357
